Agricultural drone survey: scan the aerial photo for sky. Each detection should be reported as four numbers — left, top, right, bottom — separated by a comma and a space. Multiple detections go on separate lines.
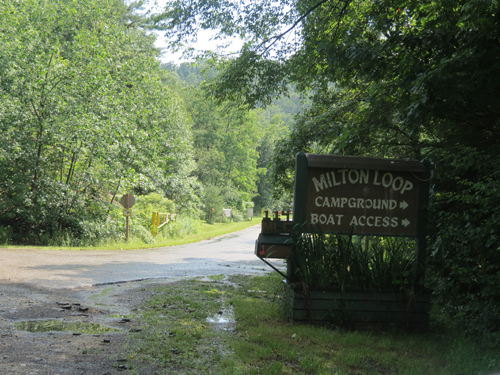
154, 29, 243, 64
147, 1, 243, 64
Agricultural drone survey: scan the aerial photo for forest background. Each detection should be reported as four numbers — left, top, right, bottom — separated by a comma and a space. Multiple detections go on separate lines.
0, 0, 298, 249
1, 0, 499, 347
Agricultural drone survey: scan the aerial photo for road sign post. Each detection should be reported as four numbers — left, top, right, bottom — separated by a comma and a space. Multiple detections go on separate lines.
120, 194, 136, 242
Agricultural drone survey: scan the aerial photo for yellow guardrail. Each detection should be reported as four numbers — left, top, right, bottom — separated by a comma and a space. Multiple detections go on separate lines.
151, 212, 177, 237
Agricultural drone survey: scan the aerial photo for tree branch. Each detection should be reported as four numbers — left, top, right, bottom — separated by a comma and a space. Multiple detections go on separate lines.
258, 0, 351, 55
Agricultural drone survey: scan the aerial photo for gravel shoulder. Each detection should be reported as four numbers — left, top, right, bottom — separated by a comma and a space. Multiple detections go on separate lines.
0, 279, 178, 375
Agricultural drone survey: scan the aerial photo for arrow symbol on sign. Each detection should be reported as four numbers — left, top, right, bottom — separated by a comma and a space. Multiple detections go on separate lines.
400, 201, 409, 210
402, 219, 411, 227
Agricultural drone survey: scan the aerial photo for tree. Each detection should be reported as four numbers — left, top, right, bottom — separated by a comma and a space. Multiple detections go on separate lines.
162, 63, 264, 218
155, 0, 500, 341
0, 0, 195, 244
254, 114, 292, 211
163, 62, 301, 214
154, 0, 500, 150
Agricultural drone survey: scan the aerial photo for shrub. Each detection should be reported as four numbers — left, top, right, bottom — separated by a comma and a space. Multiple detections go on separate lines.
156, 216, 200, 239
231, 210, 245, 222
290, 225, 417, 292
132, 193, 176, 230
202, 185, 224, 224
428, 145, 500, 345
0, 225, 13, 245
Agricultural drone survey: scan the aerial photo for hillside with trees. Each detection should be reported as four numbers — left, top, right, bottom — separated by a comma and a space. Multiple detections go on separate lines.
162, 62, 300, 216
0, 0, 295, 246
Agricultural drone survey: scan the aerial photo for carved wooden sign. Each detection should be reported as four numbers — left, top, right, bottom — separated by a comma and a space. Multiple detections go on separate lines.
293, 154, 428, 237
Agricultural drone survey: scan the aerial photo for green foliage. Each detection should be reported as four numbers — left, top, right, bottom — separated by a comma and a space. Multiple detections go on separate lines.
254, 114, 292, 211
291, 227, 417, 291
201, 184, 224, 223
0, 0, 195, 244
230, 209, 245, 222
132, 193, 176, 229
127, 194, 200, 243
0, 226, 12, 245
428, 145, 500, 345
156, 216, 201, 239
162, 62, 295, 215
163, 64, 267, 217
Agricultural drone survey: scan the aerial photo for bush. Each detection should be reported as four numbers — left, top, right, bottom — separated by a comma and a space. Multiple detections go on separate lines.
156, 216, 200, 239
0, 178, 114, 245
0, 225, 13, 245
130, 224, 155, 244
132, 193, 176, 230
428, 145, 500, 345
202, 185, 224, 224
231, 210, 244, 222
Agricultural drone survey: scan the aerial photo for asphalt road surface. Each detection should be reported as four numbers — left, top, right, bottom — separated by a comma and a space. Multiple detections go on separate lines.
0, 224, 282, 289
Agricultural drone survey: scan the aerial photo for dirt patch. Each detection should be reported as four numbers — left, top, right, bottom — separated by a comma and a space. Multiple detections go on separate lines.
0, 280, 174, 374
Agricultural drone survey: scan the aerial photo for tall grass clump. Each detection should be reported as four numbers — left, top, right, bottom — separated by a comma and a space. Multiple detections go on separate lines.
290, 225, 418, 292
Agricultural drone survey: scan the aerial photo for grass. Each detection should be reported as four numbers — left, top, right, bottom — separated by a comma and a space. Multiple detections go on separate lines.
122, 274, 500, 375
291, 229, 418, 291
90, 219, 259, 251
0, 219, 259, 251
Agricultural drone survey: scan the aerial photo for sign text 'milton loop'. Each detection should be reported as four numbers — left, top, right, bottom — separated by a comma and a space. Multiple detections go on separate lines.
312, 169, 415, 195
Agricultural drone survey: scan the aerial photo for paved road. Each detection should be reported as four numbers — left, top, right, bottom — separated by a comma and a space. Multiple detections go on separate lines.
0, 225, 281, 289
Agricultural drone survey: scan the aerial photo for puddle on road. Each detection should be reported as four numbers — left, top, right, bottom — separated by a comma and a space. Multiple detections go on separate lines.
206, 307, 236, 332
15, 320, 122, 334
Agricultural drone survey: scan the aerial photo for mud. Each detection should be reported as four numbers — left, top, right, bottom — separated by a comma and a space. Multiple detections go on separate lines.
0, 280, 171, 375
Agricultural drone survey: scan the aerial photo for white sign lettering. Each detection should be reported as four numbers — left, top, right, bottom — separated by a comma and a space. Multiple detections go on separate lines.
313, 169, 414, 195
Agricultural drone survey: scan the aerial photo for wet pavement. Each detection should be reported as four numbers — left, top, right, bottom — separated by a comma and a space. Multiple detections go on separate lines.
0, 225, 282, 289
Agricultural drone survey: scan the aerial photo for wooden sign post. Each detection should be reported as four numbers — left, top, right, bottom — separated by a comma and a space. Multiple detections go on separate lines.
256, 153, 432, 327
120, 194, 136, 242
292, 153, 431, 282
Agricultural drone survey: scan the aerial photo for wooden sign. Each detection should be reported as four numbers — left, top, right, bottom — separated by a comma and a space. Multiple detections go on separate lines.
293, 154, 429, 237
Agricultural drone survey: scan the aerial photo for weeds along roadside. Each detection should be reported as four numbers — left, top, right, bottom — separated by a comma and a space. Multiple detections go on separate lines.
0, 192, 257, 248
123, 273, 499, 375
0, 218, 258, 251
290, 226, 419, 292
